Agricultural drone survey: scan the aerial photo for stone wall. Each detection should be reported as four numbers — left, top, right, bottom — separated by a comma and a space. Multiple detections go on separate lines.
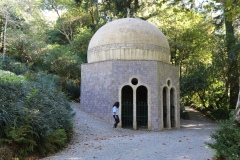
80, 61, 114, 122
80, 60, 180, 130
157, 62, 180, 129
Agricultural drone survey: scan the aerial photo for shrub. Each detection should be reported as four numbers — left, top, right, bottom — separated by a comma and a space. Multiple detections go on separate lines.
38, 129, 68, 156
0, 71, 74, 158
190, 103, 231, 120
0, 58, 28, 75
209, 108, 231, 120
207, 111, 240, 160
66, 79, 80, 101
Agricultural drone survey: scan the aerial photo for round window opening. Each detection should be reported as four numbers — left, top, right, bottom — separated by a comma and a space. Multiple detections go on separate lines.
131, 78, 138, 85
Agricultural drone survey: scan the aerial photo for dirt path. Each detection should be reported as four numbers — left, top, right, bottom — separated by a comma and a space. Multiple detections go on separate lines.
184, 106, 214, 122
42, 103, 217, 160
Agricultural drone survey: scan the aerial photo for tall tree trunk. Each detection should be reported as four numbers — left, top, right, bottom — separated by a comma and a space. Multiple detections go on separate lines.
3, 12, 8, 61
0, 18, 3, 53
223, 0, 239, 109
235, 86, 240, 123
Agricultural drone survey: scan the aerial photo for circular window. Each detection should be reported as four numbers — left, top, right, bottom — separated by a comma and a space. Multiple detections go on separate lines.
167, 80, 171, 86
131, 78, 138, 85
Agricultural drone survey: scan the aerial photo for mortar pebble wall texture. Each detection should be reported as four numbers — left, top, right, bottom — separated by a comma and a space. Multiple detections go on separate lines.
80, 60, 180, 131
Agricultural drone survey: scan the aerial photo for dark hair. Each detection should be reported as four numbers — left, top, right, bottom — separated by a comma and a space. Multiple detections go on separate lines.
113, 101, 119, 108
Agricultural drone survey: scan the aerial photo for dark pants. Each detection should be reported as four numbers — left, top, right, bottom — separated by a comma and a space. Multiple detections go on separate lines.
113, 115, 120, 128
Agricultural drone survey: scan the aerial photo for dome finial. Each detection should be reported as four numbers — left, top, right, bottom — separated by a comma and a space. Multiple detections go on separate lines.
127, 8, 130, 18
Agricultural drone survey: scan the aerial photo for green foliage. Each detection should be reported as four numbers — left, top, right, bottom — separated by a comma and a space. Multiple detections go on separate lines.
1, 0, 48, 65
71, 27, 92, 63
0, 71, 74, 158
150, 3, 234, 118
0, 58, 29, 75
98, 0, 140, 18
2, 122, 38, 156
207, 111, 240, 160
39, 44, 81, 98
38, 129, 68, 156
210, 107, 231, 120
46, 29, 69, 45
181, 63, 209, 98
114, 0, 140, 17
66, 79, 80, 101
180, 61, 230, 120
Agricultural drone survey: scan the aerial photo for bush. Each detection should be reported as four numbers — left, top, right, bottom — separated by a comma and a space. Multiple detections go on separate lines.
209, 108, 231, 120
190, 103, 231, 120
66, 79, 80, 101
38, 129, 68, 156
0, 58, 28, 75
0, 71, 74, 158
207, 111, 240, 160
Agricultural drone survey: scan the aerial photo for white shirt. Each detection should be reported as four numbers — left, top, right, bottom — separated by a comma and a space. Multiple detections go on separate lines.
112, 106, 119, 115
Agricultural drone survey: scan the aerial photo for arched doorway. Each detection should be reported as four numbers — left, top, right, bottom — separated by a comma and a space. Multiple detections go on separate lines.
121, 85, 133, 129
136, 86, 148, 129
163, 87, 167, 128
170, 88, 175, 128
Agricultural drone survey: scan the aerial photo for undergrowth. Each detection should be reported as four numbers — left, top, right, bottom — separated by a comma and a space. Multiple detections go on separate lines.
207, 111, 240, 160
0, 70, 75, 159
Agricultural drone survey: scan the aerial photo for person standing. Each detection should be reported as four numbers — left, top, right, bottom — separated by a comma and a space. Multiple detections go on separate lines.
112, 102, 120, 128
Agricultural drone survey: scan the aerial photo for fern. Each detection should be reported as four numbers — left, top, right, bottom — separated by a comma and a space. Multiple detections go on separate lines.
26, 89, 39, 106
0, 108, 12, 136
0, 71, 74, 158
4, 118, 38, 151
38, 129, 67, 156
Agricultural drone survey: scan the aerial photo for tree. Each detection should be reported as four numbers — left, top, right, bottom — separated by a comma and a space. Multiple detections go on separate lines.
93, 0, 140, 18
236, 94, 240, 123
0, 0, 47, 62
196, 0, 239, 108
0, 0, 15, 61
166, 0, 240, 109
2, 10, 8, 61
222, 0, 239, 109
150, 3, 215, 77
43, 0, 87, 46
204, 0, 240, 109
42, 44, 81, 94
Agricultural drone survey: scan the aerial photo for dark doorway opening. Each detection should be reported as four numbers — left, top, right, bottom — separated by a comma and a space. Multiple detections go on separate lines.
121, 85, 133, 129
170, 88, 175, 128
163, 87, 167, 128
136, 86, 148, 129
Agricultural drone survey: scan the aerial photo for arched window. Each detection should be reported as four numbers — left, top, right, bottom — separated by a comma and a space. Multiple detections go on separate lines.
170, 88, 175, 128
121, 85, 133, 128
136, 86, 148, 129
163, 87, 167, 128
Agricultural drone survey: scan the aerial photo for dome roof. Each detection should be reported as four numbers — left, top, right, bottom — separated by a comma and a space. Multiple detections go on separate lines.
87, 18, 170, 63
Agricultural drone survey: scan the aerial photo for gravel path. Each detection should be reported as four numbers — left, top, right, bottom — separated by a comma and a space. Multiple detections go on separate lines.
42, 103, 217, 160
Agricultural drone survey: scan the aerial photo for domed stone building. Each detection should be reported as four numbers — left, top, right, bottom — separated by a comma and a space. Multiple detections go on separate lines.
80, 18, 180, 131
